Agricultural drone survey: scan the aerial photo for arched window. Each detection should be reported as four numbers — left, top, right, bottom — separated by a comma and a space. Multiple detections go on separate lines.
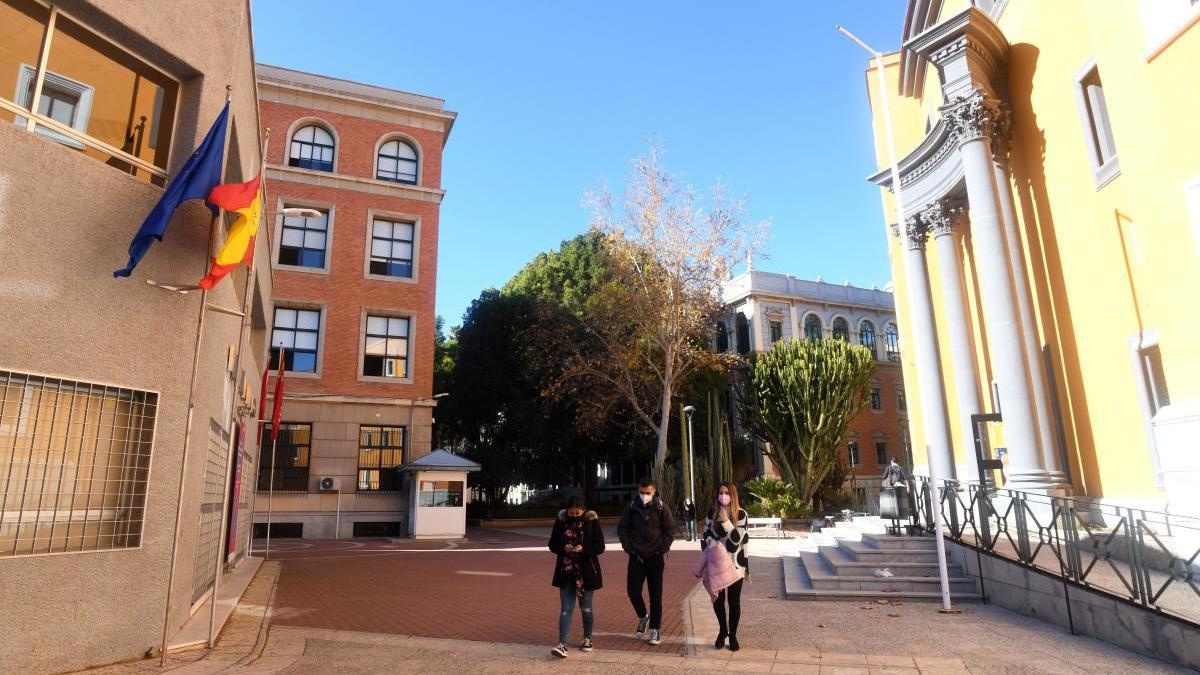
859, 320, 877, 357
735, 312, 750, 355
885, 323, 900, 361
377, 138, 418, 184
289, 124, 335, 172
804, 314, 822, 341
832, 317, 850, 341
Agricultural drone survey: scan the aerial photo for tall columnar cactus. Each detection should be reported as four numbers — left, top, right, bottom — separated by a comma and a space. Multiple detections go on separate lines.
736, 338, 875, 504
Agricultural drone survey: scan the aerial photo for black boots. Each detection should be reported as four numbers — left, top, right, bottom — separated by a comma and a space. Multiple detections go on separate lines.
729, 634, 740, 651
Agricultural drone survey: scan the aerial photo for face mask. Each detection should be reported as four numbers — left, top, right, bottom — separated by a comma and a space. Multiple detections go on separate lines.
640, 494, 653, 505
718, 494, 731, 506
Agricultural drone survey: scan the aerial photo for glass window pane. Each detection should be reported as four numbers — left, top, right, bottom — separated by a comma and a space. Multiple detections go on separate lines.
296, 310, 319, 330
271, 330, 294, 349
364, 336, 386, 355
275, 308, 297, 328
377, 157, 397, 174
313, 126, 333, 145
303, 231, 325, 249
0, 0, 51, 114
371, 239, 391, 257
373, 219, 392, 238
388, 318, 408, 337
292, 352, 316, 373
392, 242, 413, 260
296, 126, 314, 142
394, 141, 416, 159
308, 211, 327, 230
294, 331, 317, 351
385, 338, 407, 357
281, 228, 303, 247
395, 222, 414, 241
366, 316, 387, 335
45, 14, 178, 171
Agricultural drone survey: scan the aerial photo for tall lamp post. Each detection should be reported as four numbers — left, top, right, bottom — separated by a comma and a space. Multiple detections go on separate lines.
683, 405, 697, 508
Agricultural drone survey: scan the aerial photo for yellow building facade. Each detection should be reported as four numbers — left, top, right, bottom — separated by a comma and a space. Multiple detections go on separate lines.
865, 0, 1200, 511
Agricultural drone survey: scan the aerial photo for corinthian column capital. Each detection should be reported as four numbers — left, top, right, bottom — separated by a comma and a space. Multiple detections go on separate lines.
905, 216, 930, 250
943, 91, 1003, 147
922, 197, 966, 239
990, 102, 1013, 165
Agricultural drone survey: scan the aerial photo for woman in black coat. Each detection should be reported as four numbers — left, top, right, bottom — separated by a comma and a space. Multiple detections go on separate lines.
549, 496, 605, 658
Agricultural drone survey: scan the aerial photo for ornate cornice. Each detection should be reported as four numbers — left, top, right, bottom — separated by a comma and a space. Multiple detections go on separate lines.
942, 92, 1003, 147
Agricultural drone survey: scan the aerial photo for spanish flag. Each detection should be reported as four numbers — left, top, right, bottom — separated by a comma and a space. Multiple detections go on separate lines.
198, 172, 262, 290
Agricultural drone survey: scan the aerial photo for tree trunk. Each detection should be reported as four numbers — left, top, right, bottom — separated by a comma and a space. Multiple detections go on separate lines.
654, 381, 672, 477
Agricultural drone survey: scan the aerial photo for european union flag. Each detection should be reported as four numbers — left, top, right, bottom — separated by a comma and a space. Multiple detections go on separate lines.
113, 101, 230, 278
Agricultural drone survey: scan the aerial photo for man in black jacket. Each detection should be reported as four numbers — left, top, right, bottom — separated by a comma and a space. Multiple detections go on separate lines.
617, 477, 675, 646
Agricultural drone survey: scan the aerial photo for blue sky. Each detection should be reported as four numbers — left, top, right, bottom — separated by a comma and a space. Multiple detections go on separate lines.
252, 1, 908, 327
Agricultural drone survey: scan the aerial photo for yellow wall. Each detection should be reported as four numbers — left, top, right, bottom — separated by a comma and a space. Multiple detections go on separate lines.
867, 0, 1200, 501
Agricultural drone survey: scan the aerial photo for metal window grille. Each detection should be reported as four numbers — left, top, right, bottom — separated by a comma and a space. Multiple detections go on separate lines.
874, 441, 888, 466
0, 369, 157, 557
859, 321, 877, 358
368, 218, 415, 279
257, 423, 311, 492
191, 422, 228, 602
804, 315, 822, 341
870, 387, 882, 410
357, 425, 405, 491
846, 441, 860, 467
832, 318, 850, 341
885, 324, 901, 361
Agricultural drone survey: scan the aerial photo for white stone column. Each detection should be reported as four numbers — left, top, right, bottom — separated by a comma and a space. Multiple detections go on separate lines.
946, 93, 1054, 491
924, 199, 983, 483
990, 112, 1070, 489
894, 219, 956, 481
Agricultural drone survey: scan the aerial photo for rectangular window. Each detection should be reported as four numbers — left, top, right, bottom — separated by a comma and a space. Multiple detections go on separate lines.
1140, 345, 1171, 414
1, 0, 178, 184
257, 423, 310, 492
353, 521, 401, 537
0, 370, 157, 557
253, 522, 302, 539
768, 320, 783, 343
278, 207, 328, 269
1074, 63, 1119, 187
363, 315, 409, 379
897, 390, 907, 412
846, 441, 860, 467
270, 307, 320, 373
870, 387, 882, 411
368, 218, 415, 279
357, 425, 405, 491
875, 441, 888, 466
419, 480, 463, 507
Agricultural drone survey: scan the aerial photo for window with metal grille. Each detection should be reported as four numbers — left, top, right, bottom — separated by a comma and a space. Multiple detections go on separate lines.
270, 307, 320, 373
846, 441, 860, 467
363, 315, 409, 379
870, 387, 882, 411
735, 312, 750, 355
278, 207, 328, 269
0, 370, 157, 557
368, 218, 415, 279
288, 124, 334, 171
376, 139, 418, 184
804, 314, 822, 341
885, 323, 900, 361
859, 320, 877, 358
715, 322, 729, 353
768, 320, 783, 343
353, 521, 401, 537
875, 441, 888, 466
257, 423, 311, 492
897, 389, 907, 412
357, 425, 405, 491
832, 317, 850, 341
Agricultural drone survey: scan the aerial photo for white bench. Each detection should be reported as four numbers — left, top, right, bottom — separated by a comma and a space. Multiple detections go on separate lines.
746, 516, 784, 537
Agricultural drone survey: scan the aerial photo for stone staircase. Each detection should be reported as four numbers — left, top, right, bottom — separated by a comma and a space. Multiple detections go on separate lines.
783, 530, 982, 602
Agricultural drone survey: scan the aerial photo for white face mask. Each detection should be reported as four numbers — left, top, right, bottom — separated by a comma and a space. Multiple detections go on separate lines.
640, 493, 654, 505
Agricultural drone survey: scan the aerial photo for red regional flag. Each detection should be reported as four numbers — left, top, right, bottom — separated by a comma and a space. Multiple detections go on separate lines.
271, 346, 286, 441
258, 361, 270, 422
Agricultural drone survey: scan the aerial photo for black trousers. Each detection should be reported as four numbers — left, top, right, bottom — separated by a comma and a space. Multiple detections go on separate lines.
626, 554, 665, 629
713, 578, 743, 635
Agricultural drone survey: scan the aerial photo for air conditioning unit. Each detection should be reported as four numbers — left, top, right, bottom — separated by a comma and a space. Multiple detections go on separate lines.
318, 476, 340, 492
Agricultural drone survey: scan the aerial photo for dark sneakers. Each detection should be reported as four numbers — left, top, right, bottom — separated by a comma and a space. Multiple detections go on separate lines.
580, 637, 593, 652
635, 616, 648, 638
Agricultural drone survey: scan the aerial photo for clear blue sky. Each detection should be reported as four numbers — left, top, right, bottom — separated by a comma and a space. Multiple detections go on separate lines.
252, 1, 908, 327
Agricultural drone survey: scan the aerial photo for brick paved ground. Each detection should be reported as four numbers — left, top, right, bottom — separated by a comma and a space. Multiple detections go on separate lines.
266, 528, 698, 654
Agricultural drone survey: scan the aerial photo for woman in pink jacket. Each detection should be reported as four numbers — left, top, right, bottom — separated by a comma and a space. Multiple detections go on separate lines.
702, 482, 747, 651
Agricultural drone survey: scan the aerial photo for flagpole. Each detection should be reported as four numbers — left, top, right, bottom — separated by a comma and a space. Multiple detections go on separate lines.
159, 86, 234, 667
264, 345, 283, 561
206, 127, 271, 647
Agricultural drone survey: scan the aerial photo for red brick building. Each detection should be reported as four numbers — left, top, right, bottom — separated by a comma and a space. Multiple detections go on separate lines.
255, 64, 456, 538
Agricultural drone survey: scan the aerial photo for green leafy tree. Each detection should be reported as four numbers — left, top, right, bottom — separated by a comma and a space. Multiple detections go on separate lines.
737, 338, 875, 504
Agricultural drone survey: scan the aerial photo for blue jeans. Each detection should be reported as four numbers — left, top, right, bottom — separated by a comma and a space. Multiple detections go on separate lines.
686, 519, 696, 540
558, 585, 594, 644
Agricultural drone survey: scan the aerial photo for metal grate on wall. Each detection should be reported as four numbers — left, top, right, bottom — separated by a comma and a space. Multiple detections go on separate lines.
191, 421, 229, 603
0, 370, 157, 557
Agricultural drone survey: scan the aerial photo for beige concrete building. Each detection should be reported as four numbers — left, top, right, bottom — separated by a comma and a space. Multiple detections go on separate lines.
0, 0, 268, 672
254, 65, 456, 539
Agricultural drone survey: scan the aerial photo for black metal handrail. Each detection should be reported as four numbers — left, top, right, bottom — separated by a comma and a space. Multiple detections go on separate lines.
903, 477, 1200, 629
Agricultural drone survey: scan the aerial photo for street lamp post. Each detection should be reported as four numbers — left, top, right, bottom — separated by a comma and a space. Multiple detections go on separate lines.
683, 405, 697, 509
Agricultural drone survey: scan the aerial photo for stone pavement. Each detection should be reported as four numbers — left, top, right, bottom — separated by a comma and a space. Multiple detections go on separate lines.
78, 533, 1190, 674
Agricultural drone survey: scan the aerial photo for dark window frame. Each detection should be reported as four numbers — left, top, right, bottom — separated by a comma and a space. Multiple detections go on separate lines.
257, 423, 311, 492
368, 218, 415, 279
804, 314, 822, 341
859, 320, 877, 358
768, 320, 783, 343
270, 307, 320, 373
288, 124, 335, 172
885, 323, 901, 361
278, 206, 329, 269
832, 317, 850, 341
874, 441, 888, 466
870, 387, 883, 411
846, 441, 860, 467
363, 315, 410, 379
376, 138, 418, 184
357, 425, 406, 492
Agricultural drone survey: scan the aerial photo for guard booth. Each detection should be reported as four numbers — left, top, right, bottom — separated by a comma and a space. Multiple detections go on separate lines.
401, 449, 481, 539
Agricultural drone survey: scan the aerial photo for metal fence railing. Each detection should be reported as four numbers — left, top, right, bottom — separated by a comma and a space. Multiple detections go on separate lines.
906, 477, 1200, 629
